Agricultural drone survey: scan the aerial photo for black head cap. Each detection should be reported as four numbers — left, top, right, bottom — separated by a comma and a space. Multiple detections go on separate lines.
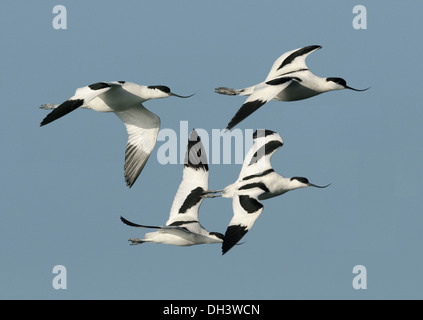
327, 77, 370, 92
148, 85, 171, 94
291, 177, 309, 184
326, 77, 347, 87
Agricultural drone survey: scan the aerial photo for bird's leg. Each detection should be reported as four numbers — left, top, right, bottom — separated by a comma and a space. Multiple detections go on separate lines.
203, 194, 221, 198
40, 103, 59, 110
215, 87, 238, 95
128, 237, 144, 245
202, 190, 223, 198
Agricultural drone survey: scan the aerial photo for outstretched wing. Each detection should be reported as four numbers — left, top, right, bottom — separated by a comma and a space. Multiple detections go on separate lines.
40, 82, 121, 126
225, 78, 295, 130
237, 129, 283, 180
167, 129, 209, 225
265, 45, 321, 81
120, 216, 192, 234
222, 191, 264, 255
114, 106, 161, 188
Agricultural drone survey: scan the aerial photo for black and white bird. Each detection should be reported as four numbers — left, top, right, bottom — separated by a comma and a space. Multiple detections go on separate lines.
215, 45, 369, 130
120, 129, 224, 246
207, 129, 329, 255
40, 81, 193, 187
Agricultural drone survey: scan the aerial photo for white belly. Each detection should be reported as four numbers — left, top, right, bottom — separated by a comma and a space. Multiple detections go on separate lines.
82, 88, 143, 112
274, 82, 320, 101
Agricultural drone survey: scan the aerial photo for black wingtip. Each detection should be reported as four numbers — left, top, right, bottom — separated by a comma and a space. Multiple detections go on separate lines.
277, 45, 322, 71
124, 170, 137, 188
124, 141, 150, 188
125, 179, 135, 188
225, 114, 239, 132
222, 225, 248, 255
40, 99, 84, 127
185, 129, 208, 171
225, 99, 265, 131
120, 216, 161, 229
120, 216, 138, 227
225, 119, 238, 131
252, 129, 277, 139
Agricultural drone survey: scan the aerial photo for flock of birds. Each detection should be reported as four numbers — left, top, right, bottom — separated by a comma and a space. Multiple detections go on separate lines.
40, 45, 368, 255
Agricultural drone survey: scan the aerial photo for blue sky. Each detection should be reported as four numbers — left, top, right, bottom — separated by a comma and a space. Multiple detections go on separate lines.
1, 1, 422, 299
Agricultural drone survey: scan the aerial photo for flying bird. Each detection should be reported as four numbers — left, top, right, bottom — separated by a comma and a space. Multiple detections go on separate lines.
215, 45, 369, 130
120, 129, 224, 246
207, 129, 330, 255
40, 81, 193, 187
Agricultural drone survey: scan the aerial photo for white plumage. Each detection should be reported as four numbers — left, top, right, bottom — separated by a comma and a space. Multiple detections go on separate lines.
216, 45, 369, 130
40, 81, 193, 187
120, 129, 224, 246
207, 129, 330, 254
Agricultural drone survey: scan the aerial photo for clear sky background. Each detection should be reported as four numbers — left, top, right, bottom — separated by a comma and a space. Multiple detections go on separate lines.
1, 1, 422, 300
